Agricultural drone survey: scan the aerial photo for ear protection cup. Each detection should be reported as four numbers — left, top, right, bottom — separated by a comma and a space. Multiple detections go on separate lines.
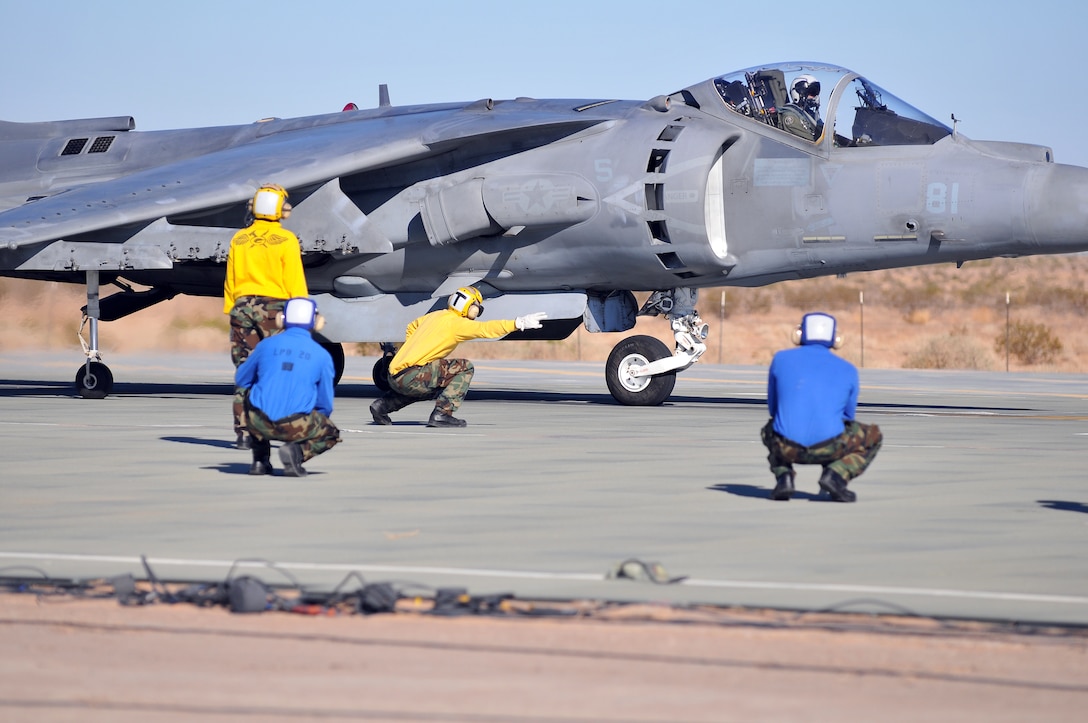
275, 309, 324, 331
448, 286, 484, 317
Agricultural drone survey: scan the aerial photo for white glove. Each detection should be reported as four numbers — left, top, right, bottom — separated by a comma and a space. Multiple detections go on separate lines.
515, 312, 547, 330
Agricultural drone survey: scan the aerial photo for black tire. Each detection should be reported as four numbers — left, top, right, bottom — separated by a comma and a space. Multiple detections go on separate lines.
319, 342, 346, 386
605, 335, 676, 406
372, 355, 392, 392
75, 361, 114, 399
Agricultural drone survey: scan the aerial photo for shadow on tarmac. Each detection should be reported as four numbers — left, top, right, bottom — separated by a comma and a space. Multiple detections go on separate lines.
708, 482, 826, 502
0, 378, 1035, 417
1038, 500, 1088, 515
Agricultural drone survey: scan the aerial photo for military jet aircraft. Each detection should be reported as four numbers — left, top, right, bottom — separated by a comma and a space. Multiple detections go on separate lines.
3, 61, 1087, 403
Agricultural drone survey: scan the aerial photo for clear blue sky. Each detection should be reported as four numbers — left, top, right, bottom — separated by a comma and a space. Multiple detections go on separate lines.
5, 1, 1086, 166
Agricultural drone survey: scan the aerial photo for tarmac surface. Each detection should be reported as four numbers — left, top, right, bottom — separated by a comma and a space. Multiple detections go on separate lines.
1, 350, 1087, 625
2, 350, 1088, 720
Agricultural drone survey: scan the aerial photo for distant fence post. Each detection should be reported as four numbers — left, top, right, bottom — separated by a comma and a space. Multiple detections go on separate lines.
859, 290, 865, 368
1005, 291, 1010, 372
719, 290, 725, 363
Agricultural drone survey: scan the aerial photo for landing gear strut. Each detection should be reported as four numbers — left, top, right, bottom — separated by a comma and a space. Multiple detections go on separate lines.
75, 270, 113, 399
604, 288, 709, 406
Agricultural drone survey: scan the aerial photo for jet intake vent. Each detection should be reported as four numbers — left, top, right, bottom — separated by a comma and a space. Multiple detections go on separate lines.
647, 149, 670, 173
89, 136, 115, 153
656, 251, 685, 269
61, 138, 88, 156
648, 220, 670, 244
645, 184, 665, 211
657, 125, 684, 141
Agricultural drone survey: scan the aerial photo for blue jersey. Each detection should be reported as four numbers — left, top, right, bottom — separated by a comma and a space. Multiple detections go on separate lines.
767, 344, 858, 447
235, 327, 335, 421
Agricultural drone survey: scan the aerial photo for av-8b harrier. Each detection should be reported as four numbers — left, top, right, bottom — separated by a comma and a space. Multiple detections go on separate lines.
2, 62, 1086, 403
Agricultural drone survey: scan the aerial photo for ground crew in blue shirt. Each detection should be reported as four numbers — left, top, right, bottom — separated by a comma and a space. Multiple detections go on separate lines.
761, 312, 882, 502
235, 297, 340, 477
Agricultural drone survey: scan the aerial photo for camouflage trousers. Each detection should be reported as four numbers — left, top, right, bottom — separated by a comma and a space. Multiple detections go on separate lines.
245, 402, 341, 463
229, 296, 285, 435
761, 418, 882, 482
386, 358, 474, 415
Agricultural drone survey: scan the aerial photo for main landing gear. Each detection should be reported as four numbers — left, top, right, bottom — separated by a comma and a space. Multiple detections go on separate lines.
75, 271, 114, 399
604, 289, 709, 406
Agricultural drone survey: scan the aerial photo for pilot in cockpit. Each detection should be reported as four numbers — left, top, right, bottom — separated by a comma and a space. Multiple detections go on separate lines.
791, 75, 821, 120
780, 74, 824, 141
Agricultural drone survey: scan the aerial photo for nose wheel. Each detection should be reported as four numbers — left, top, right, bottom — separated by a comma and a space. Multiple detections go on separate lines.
75, 360, 113, 399
605, 335, 676, 406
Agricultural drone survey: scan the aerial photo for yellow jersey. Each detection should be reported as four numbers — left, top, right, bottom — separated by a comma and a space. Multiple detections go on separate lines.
223, 219, 308, 313
389, 309, 517, 375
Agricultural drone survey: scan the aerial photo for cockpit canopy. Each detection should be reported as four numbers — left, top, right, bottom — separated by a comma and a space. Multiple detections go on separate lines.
714, 62, 951, 147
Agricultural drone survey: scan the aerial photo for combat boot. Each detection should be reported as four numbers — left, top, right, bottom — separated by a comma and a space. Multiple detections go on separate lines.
427, 409, 467, 428
249, 438, 273, 475
235, 431, 252, 450
278, 442, 307, 477
370, 394, 412, 425
771, 471, 795, 501
818, 468, 856, 503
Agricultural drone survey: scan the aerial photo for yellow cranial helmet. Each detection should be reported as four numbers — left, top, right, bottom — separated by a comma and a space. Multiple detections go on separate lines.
251, 184, 291, 221
448, 286, 484, 318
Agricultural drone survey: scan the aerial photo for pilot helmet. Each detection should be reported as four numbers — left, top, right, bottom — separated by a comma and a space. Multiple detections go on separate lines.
251, 183, 292, 221
278, 297, 325, 332
790, 74, 821, 107
793, 312, 842, 349
448, 286, 484, 318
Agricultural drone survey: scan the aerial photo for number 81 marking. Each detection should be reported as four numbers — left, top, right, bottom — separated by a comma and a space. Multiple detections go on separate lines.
926, 182, 959, 214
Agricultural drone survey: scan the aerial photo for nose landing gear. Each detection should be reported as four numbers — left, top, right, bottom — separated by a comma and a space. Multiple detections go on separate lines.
603, 288, 709, 406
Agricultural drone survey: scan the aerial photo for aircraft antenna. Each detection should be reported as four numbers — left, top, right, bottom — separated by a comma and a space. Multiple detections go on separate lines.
379, 84, 391, 108
951, 113, 959, 138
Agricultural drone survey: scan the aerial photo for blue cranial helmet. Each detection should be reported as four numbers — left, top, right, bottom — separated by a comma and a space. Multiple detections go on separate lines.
282, 298, 319, 330
796, 312, 841, 349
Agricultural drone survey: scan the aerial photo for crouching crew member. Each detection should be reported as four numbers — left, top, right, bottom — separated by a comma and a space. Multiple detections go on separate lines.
370, 286, 547, 428
235, 297, 340, 477
223, 184, 308, 449
761, 312, 882, 502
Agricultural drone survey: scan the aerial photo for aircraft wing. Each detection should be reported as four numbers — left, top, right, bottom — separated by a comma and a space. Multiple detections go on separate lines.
0, 108, 607, 257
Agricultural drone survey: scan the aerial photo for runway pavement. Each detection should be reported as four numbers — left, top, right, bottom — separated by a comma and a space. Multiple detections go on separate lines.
2, 350, 1086, 626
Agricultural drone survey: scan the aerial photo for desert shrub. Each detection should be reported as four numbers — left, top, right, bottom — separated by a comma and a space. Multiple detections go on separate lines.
994, 320, 1063, 365
779, 279, 859, 311
353, 342, 387, 356
959, 271, 1008, 306
721, 288, 773, 317
903, 309, 930, 325
1017, 285, 1088, 315
904, 334, 993, 370
885, 277, 944, 314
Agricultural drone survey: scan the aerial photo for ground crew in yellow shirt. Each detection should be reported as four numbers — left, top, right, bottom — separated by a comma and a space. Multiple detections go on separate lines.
369, 286, 547, 428
223, 184, 309, 448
